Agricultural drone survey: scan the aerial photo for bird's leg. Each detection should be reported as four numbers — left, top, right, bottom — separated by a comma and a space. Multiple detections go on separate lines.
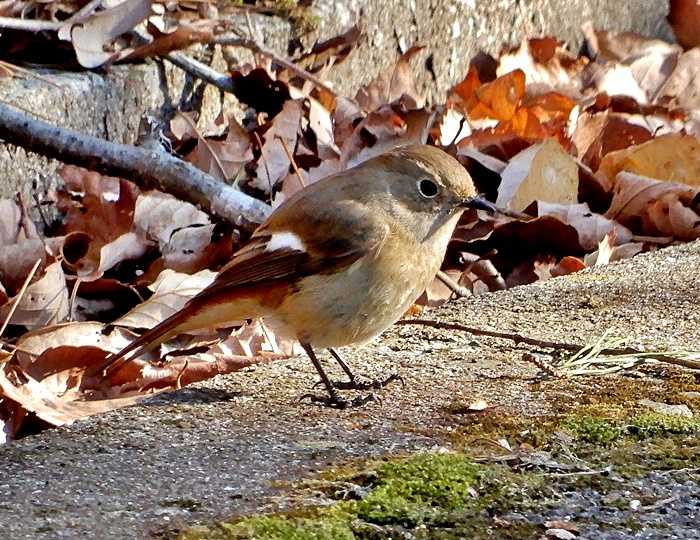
328, 348, 402, 391
300, 342, 373, 409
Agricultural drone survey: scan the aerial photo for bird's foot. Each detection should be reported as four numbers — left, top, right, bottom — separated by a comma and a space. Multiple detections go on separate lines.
300, 389, 376, 409
332, 371, 403, 391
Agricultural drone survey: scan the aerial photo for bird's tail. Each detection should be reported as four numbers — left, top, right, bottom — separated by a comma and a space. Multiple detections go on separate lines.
97, 307, 195, 379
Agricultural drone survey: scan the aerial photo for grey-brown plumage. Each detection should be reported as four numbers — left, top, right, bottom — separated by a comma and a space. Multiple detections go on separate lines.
100, 145, 477, 407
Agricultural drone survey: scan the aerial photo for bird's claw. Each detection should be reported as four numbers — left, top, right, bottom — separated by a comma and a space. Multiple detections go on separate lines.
332, 372, 403, 391
298, 391, 376, 409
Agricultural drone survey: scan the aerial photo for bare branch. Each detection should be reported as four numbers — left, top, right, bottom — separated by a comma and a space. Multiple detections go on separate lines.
0, 102, 271, 229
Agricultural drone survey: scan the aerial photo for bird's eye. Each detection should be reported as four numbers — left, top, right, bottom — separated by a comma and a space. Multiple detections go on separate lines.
417, 178, 439, 198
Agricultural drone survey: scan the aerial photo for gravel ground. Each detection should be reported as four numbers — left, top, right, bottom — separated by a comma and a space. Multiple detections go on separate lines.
0, 241, 698, 539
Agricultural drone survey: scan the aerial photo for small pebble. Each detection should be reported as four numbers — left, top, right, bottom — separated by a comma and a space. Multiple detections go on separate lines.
545, 529, 577, 540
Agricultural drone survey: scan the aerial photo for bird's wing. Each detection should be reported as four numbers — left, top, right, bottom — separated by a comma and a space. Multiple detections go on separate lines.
199, 199, 389, 299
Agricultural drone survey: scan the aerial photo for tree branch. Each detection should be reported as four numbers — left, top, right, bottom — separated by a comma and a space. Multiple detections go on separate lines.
0, 102, 271, 229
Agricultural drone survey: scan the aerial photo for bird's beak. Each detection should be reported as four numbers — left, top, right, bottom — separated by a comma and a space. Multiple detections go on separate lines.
459, 196, 532, 220
460, 196, 500, 214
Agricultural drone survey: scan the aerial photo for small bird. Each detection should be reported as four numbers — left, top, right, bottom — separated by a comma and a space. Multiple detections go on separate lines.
100, 145, 489, 407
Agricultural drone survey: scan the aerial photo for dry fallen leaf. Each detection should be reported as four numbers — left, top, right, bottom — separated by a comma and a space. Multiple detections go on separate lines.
113, 268, 217, 330
356, 46, 425, 111
253, 99, 303, 193
597, 133, 700, 187
64, 0, 152, 68
606, 171, 700, 240
535, 201, 633, 251
0, 261, 69, 329
496, 138, 579, 211
667, 0, 700, 50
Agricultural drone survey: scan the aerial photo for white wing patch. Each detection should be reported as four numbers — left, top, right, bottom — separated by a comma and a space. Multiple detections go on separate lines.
266, 231, 306, 253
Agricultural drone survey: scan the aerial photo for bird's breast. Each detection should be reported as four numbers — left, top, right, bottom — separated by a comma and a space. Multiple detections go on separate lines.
270, 232, 445, 348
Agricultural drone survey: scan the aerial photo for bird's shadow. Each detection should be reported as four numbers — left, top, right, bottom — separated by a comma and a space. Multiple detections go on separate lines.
144, 387, 244, 406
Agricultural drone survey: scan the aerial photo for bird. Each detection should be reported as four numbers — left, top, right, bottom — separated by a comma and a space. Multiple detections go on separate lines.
99, 144, 491, 408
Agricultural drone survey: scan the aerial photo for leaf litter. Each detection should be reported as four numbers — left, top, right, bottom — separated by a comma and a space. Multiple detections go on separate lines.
1, 7, 700, 440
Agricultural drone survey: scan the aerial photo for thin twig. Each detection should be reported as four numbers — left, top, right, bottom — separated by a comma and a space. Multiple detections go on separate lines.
0, 16, 61, 32
0, 259, 42, 338
214, 35, 337, 96
436, 270, 470, 298
277, 136, 305, 189
399, 319, 700, 371
165, 52, 237, 93
176, 111, 228, 180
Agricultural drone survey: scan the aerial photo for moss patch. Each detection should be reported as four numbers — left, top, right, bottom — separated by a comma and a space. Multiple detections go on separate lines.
180, 372, 699, 540
179, 453, 546, 539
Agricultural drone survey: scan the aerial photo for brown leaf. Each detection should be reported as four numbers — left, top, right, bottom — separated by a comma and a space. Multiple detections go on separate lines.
668, 0, 700, 50
122, 21, 216, 62
0, 261, 69, 329
113, 269, 217, 330
535, 201, 633, 251
497, 38, 587, 98
496, 139, 579, 211
584, 234, 645, 266
597, 134, 700, 188
0, 239, 46, 296
186, 120, 253, 181
657, 48, 700, 110
572, 111, 653, 173
253, 100, 303, 192
582, 22, 676, 63
57, 166, 138, 276
356, 46, 424, 111
605, 171, 700, 239
64, 0, 151, 68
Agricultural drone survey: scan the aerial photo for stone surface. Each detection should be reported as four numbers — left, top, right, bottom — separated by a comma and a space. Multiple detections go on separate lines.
0, 239, 698, 539
0, 0, 673, 200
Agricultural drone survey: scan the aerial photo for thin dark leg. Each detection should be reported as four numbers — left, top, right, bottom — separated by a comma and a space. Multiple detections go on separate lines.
300, 342, 374, 409
328, 348, 357, 382
328, 347, 403, 391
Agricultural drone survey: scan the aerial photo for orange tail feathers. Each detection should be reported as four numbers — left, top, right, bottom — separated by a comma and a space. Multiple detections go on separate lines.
97, 308, 194, 380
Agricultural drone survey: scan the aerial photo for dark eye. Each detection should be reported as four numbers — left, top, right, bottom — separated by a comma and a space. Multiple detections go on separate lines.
417, 178, 439, 198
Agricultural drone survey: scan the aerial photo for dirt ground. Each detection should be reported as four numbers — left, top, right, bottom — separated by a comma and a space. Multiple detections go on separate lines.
0, 240, 698, 539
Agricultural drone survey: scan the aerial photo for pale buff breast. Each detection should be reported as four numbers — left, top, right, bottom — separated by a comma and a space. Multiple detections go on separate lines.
269, 213, 462, 348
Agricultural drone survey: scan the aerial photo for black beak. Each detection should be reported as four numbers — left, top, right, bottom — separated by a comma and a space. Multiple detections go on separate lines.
460, 196, 532, 220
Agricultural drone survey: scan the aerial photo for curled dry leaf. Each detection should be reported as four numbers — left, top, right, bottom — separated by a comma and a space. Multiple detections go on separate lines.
597, 133, 700, 187
535, 201, 633, 251
667, 0, 700, 50
122, 20, 216, 62
572, 110, 653, 173
0, 320, 270, 436
657, 48, 700, 110
497, 37, 587, 98
0, 261, 69, 330
581, 22, 677, 63
355, 46, 424, 111
584, 233, 645, 266
185, 120, 253, 181
134, 191, 210, 239
253, 99, 303, 193
114, 268, 217, 329
58, 166, 138, 278
606, 171, 700, 240
496, 138, 579, 212
0, 239, 46, 296
64, 0, 152, 68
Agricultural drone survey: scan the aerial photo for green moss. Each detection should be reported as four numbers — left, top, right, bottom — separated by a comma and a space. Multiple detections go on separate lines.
629, 412, 700, 439
561, 416, 623, 445
356, 453, 482, 526
181, 507, 354, 540
219, 512, 354, 540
